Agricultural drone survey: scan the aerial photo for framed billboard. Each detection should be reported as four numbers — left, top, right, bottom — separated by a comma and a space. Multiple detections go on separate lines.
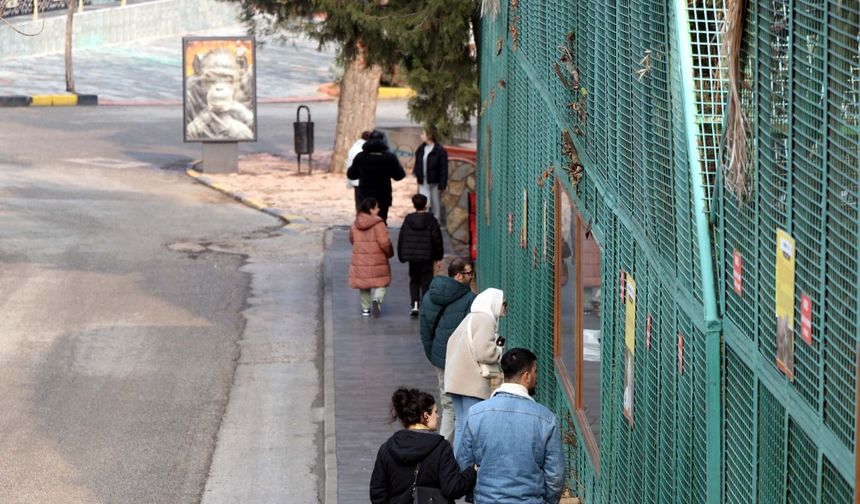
182, 36, 257, 143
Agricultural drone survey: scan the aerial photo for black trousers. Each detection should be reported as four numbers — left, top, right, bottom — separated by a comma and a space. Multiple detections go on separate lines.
408, 261, 434, 305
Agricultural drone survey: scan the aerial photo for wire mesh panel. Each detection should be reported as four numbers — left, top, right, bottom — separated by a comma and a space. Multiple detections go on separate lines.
789, 0, 827, 418
657, 284, 678, 504
724, 347, 756, 504
822, 0, 859, 451
758, 385, 787, 504
476, 0, 858, 500
719, 0, 859, 494
821, 456, 853, 504
687, 0, 727, 207
754, 0, 791, 369
786, 420, 817, 504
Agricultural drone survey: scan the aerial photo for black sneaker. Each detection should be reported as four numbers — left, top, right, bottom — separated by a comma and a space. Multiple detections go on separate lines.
361, 308, 371, 317
410, 302, 419, 317
371, 300, 381, 318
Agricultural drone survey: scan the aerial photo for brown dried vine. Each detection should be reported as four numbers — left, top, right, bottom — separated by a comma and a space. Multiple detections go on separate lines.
563, 412, 578, 447
723, 0, 749, 203
555, 32, 588, 137
635, 50, 652, 81
509, 0, 520, 50
561, 129, 584, 185
509, 16, 520, 50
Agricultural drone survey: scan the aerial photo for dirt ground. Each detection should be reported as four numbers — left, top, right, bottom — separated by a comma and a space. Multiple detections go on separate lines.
204, 152, 418, 228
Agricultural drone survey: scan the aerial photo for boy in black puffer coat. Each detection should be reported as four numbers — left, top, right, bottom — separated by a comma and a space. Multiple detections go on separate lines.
398, 194, 444, 317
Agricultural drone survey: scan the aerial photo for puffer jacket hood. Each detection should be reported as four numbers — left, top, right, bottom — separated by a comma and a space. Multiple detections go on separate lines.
470, 288, 505, 320
347, 141, 406, 208
355, 212, 384, 231
362, 139, 389, 153
427, 276, 472, 306
383, 429, 445, 465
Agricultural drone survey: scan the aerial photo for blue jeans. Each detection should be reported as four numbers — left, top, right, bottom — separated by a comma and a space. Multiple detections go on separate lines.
451, 393, 482, 458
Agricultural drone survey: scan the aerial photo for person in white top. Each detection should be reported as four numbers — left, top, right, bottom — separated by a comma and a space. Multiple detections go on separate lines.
444, 288, 506, 449
346, 130, 373, 210
413, 129, 449, 222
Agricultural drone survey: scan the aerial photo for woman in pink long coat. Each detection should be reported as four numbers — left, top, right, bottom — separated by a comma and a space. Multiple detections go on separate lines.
349, 197, 394, 318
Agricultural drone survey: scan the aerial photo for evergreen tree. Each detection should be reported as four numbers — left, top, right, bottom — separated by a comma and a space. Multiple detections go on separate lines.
225, 0, 480, 171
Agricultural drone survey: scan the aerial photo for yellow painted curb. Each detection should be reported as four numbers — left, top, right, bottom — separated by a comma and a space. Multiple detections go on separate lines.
316, 82, 415, 100
31, 94, 79, 106
31, 95, 55, 106
378, 87, 415, 99
53, 94, 78, 106
244, 198, 267, 209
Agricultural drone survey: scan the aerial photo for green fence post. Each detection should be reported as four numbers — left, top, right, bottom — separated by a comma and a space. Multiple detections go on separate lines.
671, 1, 722, 503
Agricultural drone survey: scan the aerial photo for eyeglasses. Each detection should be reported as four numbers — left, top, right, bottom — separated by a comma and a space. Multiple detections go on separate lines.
461, 270, 474, 276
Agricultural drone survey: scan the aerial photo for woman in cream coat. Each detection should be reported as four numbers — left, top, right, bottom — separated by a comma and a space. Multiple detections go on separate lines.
444, 288, 506, 451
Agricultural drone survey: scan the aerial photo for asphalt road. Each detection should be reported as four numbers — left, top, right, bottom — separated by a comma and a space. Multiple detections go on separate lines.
0, 100, 415, 170
0, 149, 275, 502
0, 100, 412, 503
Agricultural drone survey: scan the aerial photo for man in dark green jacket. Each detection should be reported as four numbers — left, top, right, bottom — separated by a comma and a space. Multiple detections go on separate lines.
419, 258, 476, 442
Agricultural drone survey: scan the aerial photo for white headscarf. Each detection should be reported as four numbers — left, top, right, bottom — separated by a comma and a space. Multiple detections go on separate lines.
469, 288, 505, 320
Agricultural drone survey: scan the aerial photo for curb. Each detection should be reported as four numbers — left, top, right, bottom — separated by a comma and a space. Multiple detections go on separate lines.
185, 168, 311, 227
322, 228, 338, 504
1, 94, 332, 108
100, 94, 335, 107
0, 94, 98, 107
317, 82, 415, 100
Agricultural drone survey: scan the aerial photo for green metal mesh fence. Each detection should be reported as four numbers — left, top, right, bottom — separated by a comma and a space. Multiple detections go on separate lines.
720, 0, 859, 496
476, 0, 857, 501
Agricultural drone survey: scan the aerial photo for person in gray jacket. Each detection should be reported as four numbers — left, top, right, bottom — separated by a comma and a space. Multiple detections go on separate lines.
419, 258, 476, 443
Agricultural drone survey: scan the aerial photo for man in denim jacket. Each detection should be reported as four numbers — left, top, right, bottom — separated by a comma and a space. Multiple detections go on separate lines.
457, 348, 565, 503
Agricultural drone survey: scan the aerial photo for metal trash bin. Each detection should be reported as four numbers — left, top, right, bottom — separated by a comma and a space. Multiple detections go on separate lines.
294, 105, 314, 172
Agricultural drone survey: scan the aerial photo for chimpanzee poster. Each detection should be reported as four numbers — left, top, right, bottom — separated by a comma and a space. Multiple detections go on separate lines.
182, 36, 257, 142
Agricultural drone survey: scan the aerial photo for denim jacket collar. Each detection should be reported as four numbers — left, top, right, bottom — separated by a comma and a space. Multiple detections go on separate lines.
491, 383, 534, 401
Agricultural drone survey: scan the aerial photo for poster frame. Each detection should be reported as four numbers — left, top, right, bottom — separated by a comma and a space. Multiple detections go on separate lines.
182, 35, 258, 144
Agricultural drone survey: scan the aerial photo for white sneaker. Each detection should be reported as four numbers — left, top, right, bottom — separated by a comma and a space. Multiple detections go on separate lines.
361, 308, 371, 317
410, 302, 419, 317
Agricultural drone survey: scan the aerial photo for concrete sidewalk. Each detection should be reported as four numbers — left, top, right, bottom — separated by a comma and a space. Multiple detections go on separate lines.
324, 226, 445, 503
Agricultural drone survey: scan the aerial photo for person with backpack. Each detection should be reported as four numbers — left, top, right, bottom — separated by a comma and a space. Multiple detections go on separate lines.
398, 194, 444, 317
370, 388, 477, 504
444, 288, 507, 451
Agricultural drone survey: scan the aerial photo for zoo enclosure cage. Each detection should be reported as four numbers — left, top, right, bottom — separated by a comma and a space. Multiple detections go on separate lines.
474, 0, 858, 502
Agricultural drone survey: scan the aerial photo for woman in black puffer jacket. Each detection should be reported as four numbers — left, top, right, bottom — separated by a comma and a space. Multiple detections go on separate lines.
370, 388, 476, 504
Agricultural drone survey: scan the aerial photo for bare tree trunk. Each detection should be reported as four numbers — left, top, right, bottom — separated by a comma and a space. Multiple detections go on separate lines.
64, 0, 75, 93
330, 44, 382, 174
